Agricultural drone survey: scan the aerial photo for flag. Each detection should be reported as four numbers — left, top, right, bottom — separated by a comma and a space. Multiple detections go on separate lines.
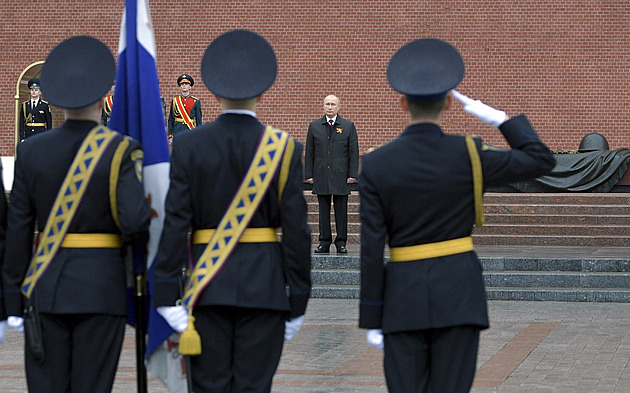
109, 1, 187, 392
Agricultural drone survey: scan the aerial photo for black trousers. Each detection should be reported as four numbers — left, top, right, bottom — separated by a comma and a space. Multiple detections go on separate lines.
317, 194, 348, 247
190, 305, 286, 393
384, 326, 480, 393
25, 313, 125, 393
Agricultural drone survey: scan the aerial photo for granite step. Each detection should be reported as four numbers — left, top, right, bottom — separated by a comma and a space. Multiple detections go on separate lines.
305, 192, 630, 247
484, 214, 630, 225
309, 254, 630, 302
471, 234, 630, 247
472, 223, 630, 237
484, 204, 630, 216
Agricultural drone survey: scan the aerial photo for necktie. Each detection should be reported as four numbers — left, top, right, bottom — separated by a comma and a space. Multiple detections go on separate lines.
328, 119, 334, 137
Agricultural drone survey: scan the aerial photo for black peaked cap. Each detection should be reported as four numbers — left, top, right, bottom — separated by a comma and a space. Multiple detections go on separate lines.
201, 30, 277, 100
40, 36, 115, 109
387, 38, 464, 100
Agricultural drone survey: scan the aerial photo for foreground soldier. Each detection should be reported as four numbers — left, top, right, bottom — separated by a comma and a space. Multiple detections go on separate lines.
153, 30, 311, 393
2, 36, 150, 392
359, 38, 555, 393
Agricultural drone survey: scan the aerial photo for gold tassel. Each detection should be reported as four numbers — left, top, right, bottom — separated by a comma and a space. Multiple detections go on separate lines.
179, 315, 202, 356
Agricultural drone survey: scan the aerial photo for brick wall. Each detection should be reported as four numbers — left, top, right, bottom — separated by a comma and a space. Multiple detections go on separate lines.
1, 0, 629, 157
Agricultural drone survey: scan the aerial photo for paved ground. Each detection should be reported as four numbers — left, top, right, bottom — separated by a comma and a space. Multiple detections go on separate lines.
1, 299, 630, 392
1, 246, 630, 392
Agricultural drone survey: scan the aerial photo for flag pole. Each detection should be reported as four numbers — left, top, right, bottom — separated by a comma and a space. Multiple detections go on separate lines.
135, 279, 148, 392
180, 266, 195, 392
134, 247, 149, 393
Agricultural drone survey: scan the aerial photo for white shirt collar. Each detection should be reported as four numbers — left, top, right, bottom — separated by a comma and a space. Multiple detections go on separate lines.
326, 115, 337, 124
222, 109, 257, 118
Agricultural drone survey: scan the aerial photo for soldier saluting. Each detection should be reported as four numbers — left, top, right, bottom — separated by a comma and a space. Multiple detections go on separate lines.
19, 78, 52, 141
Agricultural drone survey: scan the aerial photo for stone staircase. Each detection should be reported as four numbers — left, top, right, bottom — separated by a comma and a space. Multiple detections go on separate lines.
305, 192, 630, 302
474, 193, 630, 247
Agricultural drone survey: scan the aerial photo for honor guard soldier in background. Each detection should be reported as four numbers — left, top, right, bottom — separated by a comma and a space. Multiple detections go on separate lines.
2, 36, 150, 393
358, 38, 555, 393
101, 81, 115, 125
153, 30, 311, 393
167, 74, 202, 141
19, 78, 53, 141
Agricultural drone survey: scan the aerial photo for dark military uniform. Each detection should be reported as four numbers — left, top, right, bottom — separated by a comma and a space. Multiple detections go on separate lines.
154, 30, 311, 393
154, 113, 311, 391
19, 96, 53, 141
3, 120, 150, 393
359, 38, 556, 393
167, 74, 202, 137
2, 36, 151, 393
359, 117, 555, 392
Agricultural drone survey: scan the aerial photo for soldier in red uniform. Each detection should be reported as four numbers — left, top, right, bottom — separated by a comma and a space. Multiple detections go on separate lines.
167, 74, 202, 141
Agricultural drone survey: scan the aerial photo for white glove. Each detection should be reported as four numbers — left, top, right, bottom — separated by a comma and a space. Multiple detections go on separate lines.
156, 306, 188, 333
451, 90, 507, 128
7, 316, 24, 333
284, 315, 304, 341
0, 321, 6, 343
366, 329, 384, 350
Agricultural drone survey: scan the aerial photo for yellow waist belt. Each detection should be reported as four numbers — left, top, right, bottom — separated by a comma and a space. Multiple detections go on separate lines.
193, 227, 278, 244
389, 236, 474, 262
26, 123, 46, 127
60, 233, 122, 248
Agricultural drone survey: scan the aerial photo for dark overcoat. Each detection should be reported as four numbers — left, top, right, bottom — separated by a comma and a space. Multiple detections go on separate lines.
359, 115, 555, 334
153, 113, 311, 317
305, 115, 359, 195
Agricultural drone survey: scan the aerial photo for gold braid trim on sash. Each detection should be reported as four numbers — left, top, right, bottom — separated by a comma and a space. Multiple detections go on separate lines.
179, 126, 290, 356
21, 126, 118, 299
109, 137, 131, 228
278, 137, 295, 205
175, 96, 195, 130
465, 136, 484, 227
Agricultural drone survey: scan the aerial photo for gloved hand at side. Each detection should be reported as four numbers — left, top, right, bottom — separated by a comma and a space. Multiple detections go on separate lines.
366, 329, 384, 350
156, 306, 188, 333
7, 316, 24, 333
451, 90, 507, 128
284, 315, 304, 341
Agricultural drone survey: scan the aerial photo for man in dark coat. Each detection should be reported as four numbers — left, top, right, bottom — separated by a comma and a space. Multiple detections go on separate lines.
359, 38, 555, 393
2, 36, 150, 393
305, 94, 359, 254
19, 78, 53, 141
153, 30, 311, 393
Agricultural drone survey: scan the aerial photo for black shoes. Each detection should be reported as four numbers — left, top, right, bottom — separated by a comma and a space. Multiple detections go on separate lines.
314, 244, 330, 253
314, 244, 347, 254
